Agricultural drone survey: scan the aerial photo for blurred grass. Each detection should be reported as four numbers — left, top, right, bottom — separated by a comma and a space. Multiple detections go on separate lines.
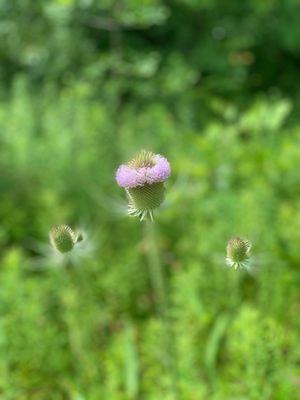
0, 77, 299, 399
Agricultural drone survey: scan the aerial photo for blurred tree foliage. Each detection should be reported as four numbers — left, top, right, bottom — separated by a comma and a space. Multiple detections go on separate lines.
1, 0, 300, 97
1, 1, 300, 399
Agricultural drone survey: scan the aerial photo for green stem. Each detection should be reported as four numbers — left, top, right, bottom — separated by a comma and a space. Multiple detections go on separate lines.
144, 220, 166, 313
143, 220, 179, 398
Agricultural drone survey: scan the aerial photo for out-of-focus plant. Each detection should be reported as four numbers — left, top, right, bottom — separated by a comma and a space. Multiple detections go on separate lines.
49, 225, 83, 254
226, 237, 251, 270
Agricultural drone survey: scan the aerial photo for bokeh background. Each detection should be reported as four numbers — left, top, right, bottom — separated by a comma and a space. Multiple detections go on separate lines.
1, 1, 300, 399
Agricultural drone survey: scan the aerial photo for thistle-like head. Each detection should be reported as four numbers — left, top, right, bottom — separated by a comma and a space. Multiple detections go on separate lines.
116, 150, 171, 221
226, 237, 251, 270
50, 225, 81, 254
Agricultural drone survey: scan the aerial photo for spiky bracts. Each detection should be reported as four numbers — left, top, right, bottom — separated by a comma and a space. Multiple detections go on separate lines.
226, 237, 251, 270
50, 225, 81, 254
127, 182, 166, 221
116, 150, 171, 221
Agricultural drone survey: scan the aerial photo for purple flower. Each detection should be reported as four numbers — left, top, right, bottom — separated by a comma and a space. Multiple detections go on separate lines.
116, 154, 171, 189
115, 150, 171, 221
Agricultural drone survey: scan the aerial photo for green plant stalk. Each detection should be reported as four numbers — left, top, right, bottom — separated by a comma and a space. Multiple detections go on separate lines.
144, 220, 166, 312
144, 220, 179, 398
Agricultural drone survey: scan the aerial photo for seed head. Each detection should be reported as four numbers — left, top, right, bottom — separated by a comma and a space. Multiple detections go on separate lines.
116, 150, 171, 221
226, 237, 251, 270
50, 225, 78, 254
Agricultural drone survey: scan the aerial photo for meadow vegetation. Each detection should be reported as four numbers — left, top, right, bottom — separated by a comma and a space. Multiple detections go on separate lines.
1, 1, 300, 399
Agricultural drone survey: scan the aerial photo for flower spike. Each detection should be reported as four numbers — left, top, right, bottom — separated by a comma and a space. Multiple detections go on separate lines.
50, 225, 81, 254
226, 237, 251, 270
116, 150, 171, 221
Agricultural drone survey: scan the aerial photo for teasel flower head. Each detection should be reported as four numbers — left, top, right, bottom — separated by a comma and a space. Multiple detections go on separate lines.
226, 237, 251, 270
50, 225, 82, 254
116, 150, 171, 221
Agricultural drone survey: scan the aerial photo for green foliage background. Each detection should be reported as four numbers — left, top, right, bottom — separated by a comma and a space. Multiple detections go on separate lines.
1, 1, 300, 399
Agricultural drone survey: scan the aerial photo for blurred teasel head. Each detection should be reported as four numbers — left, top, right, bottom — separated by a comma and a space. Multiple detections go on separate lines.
226, 237, 251, 270
116, 150, 171, 221
50, 225, 81, 254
